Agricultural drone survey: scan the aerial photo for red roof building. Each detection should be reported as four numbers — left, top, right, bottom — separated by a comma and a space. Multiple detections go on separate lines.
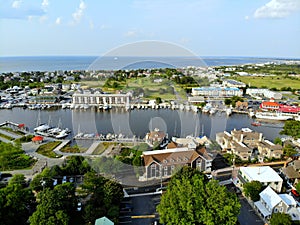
32, 136, 44, 143
260, 101, 280, 111
279, 105, 300, 114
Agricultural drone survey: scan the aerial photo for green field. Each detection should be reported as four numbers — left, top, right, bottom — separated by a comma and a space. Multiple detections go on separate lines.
36, 141, 62, 158
232, 75, 300, 90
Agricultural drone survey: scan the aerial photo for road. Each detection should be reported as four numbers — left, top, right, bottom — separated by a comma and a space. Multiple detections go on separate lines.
238, 195, 264, 225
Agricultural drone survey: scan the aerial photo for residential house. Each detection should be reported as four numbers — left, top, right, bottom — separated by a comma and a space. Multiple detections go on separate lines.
237, 166, 283, 192
191, 87, 243, 97
235, 101, 248, 110
257, 140, 283, 159
145, 128, 168, 147
216, 128, 282, 161
141, 147, 212, 180
281, 160, 300, 186
254, 186, 300, 221
216, 128, 263, 161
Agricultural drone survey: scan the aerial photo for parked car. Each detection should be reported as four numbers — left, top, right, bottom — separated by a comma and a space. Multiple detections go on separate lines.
77, 202, 82, 211
292, 189, 299, 197
62, 176, 67, 184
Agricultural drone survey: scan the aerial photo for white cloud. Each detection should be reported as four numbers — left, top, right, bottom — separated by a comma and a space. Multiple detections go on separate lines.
89, 20, 94, 29
124, 30, 138, 37
55, 17, 61, 25
12, 0, 22, 9
39, 15, 47, 23
72, 0, 86, 23
254, 0, 300, 19
41, 0, 49, 11
244, 15, 249, 20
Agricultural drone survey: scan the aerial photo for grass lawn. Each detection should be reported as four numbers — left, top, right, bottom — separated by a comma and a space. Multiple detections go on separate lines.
61, 145, 86, 153
91, 142, 107, 155
233, 76, 300, 89
36, 141, 62, 158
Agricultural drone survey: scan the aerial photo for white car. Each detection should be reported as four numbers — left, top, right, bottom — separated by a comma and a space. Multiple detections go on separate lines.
77, 202, 82, 211
62, 176, 67, 184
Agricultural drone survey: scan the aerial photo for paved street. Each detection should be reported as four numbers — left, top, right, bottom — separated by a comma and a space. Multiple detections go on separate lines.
238, 195, 265, 225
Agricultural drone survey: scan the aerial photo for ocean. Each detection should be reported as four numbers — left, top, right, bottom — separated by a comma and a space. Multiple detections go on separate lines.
0, 56, 292, 73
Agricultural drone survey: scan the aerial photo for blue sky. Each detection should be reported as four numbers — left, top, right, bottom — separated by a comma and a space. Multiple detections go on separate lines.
0, 0, 299, 57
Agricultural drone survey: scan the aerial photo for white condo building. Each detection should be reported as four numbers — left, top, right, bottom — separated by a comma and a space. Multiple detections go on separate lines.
192, 87, 243, 97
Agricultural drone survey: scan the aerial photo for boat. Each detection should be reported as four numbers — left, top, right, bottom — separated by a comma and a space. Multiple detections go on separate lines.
55, 129, 69, 139
34, 124, 51, 132
251, 122, 261, 126
209, 108, 217, 115
255, 111, 293, 121
185, 105, 191, 111
202, 103, 212, 113
226, 108, 232, 116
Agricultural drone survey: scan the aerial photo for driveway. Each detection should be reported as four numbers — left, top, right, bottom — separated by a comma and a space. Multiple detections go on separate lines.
238, 195, 265, 225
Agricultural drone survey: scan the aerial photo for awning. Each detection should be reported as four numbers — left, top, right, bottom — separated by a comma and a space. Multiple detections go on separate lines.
254, 201, 271, 218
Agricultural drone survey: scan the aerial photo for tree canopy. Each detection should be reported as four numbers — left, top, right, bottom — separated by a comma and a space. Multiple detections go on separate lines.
269, 213, 292, 225
280, 121, 300, 139
0, 174, 35, 225
243, 180, 263, 201
157, 166, 241, 225
29, 183, 76, 225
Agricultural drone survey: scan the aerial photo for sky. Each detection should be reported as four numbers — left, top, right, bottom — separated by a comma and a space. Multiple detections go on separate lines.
0, 0, 300, 58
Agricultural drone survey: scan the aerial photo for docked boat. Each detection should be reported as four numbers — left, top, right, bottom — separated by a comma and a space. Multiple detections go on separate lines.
255, 112, 293, 121
34, 124, 51, 132
55, 129, 69, 139
226, 108, 232, 116
209, 108, 217, 115
251, 122, 262, 126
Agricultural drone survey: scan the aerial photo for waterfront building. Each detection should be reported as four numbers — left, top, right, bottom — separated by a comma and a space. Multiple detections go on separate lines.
72, 90, 131, 106
141, 147, 212, 180
254, 186, 300, 221
145, 128, 168, 147
260, 101, 280, 111
257, 140, 283, 159
222, 79, 246, 88
237, 166, 283, 192
246, 88, 282, 100
191, 87, 243, 97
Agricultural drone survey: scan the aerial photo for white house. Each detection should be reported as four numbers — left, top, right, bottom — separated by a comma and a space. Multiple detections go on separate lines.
254, 186, 300, 221
237, 166, 283, 192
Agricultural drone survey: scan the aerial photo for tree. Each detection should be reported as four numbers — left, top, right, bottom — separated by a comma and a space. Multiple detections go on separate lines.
283, 144, 298, 157
0, 174, 35, 225
280, 121, 300, 139
156, 97, 162, 104
157, 166, 240, 225
269, 213, 292, 225
29, 183, 76, 225
243, 180, 263, 201
274, 137, 282, 146
296, 182, 300, 194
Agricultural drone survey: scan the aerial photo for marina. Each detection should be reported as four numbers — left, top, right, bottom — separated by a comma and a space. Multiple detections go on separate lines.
0, 107, 286, 145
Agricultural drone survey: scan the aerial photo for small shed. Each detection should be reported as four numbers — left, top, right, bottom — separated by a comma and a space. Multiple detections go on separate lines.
32, 136, 44, 144
95, 216, 114, 225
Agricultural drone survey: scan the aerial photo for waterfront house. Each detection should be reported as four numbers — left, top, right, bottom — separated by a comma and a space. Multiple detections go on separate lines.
216, 128, 263, 160
254, 186, 300, 221
145, 128, 168, 147
141, 147, 212, 180
237, 166, 283, 192
257, 140, 283, 159
235, 101, 248, 110
246, 88, 282, 100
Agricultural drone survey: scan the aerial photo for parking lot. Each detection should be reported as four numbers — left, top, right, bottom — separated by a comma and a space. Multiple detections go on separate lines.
119, 194, 161, 225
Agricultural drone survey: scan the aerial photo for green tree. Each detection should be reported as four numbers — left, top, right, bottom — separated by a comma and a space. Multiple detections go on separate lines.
0, 174, 35, 225
283, 144, 298, 157
296, 183, 300, 194
274, 137, 283, 146
280, 121, 300, 139
243, 180, 263, 201
156, 97, 162, 104
29, 183, 75, 225
157, 166, 240, 225
269, 213, 292, 225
